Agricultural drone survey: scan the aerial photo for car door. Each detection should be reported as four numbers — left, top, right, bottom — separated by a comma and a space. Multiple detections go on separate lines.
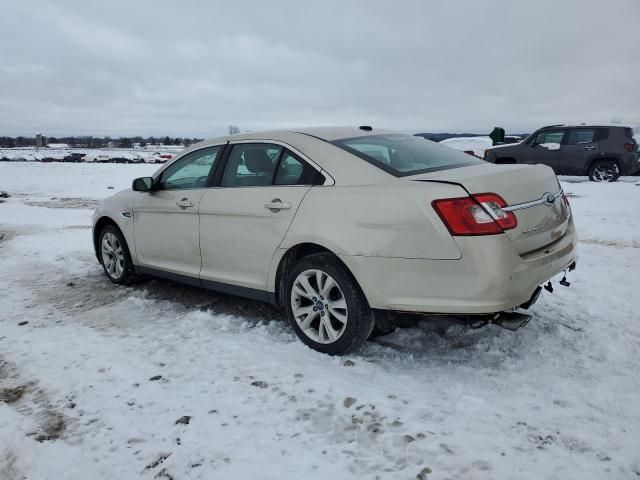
198, 142, 320, 293
133, 145, 224, 277
520, 129, 566, 171
560, 127, 599, 175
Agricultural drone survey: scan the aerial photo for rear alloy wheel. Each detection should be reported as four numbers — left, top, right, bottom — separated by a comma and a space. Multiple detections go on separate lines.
588, 160, 620, 182
285, 253, 373, 355
99, 225, 137, 284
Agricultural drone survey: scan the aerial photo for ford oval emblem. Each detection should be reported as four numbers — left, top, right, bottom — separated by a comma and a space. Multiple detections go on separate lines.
542, 192, 556, 206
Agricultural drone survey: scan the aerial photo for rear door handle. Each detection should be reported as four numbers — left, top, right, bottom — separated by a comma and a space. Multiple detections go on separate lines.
176, 198, 194, 209
264, 199, 291, 211
584, 146, 596, 151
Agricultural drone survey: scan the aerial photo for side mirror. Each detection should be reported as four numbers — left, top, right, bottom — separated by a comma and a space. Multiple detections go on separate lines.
132, 177, 154, 192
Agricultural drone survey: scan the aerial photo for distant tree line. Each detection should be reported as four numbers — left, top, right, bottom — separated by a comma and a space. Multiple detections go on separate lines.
0, 135, 204, 148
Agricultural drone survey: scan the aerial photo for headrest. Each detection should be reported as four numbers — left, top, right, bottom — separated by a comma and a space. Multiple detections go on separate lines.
244, 149, 272, 174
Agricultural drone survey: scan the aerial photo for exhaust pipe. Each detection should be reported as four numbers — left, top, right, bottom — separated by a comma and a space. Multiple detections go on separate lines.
492, 311, 532, 331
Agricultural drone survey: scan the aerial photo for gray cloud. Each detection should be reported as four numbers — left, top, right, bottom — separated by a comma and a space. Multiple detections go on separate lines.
1, 0, 638, 137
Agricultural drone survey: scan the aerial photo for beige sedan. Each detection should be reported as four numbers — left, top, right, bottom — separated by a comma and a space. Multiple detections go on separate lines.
92, 127, 577, 355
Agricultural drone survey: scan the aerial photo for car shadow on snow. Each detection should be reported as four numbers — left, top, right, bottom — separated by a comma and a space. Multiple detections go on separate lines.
58, 268, 282, 322
34, 264, 556, 366
118, 273, 550, 367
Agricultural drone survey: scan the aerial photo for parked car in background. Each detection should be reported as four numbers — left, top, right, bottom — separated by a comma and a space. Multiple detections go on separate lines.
84, 153, 111, 163
484, 124, 640, 182
93, 127, 576, 355
440, 136, 493, 158
63, 153, 86, 163
503, 135, 523, 144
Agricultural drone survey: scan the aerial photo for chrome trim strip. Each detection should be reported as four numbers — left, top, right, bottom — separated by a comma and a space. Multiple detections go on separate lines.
227, 139, 336, 186
502, 189, 563, 212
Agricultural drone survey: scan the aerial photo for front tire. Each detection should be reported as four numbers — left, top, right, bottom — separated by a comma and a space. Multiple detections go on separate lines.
284, 253, 373, 355
588, 160, 620, 182
98, 225, 137, 284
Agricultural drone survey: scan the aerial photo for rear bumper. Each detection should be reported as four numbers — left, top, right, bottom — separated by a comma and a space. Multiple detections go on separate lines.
340, 219, 577, 314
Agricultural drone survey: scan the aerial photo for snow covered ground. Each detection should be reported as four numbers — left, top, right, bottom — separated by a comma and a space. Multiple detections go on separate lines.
1, 163, 639, 480
0, 146, 181, 163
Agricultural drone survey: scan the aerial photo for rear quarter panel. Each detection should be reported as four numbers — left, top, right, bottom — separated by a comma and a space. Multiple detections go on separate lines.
280, 182, 466, 260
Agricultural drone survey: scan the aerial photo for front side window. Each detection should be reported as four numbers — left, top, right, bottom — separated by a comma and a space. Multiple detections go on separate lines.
221, 143, 282, 187
331, 134, 482, 177
158, 146, 222, 190
532, 130, 565, 146
568, 129, 595, 144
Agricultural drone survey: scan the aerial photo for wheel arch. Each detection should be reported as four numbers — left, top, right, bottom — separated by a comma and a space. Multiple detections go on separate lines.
93, 216, 122, 262
272, 242, 366, 308
587, 156, 620, 173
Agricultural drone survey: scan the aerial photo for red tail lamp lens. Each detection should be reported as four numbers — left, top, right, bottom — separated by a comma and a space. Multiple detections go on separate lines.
432, 193, 517, 236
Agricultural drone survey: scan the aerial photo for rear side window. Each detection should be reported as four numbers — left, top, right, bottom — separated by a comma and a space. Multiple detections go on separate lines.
221, 144, 321, 187
331, 134, 482, 177
568, 129, 595, 144
594, 128, 609, 141
274, 152, 320, 185
221, 143, 282, 187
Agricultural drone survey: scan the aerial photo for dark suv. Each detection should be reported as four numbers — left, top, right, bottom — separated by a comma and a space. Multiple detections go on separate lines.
484, 124, 639, 182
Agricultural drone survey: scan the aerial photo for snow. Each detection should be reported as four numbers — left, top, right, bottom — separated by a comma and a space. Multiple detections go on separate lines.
1, 163, 640, 479
540, 142, 561, 151
439, 136, 493, 157
0, 146, 181, 163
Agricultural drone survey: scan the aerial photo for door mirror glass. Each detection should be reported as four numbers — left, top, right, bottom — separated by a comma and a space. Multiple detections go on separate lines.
132, 177, 154, 192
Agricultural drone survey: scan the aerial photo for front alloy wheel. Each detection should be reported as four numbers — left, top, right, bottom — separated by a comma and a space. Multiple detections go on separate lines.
98, 225, 137, 284
101, 231, 125, 280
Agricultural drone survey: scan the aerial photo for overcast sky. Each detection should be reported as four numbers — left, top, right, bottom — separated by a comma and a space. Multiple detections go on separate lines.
1, 0, 638, 137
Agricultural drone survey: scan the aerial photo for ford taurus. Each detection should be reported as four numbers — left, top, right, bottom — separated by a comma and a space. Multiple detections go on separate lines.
93, 127, 577, 354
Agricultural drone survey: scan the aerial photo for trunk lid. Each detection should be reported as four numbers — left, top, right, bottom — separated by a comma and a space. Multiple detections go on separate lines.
408, 163, 571, 255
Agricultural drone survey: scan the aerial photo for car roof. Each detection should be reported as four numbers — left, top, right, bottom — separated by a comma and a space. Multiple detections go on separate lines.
540, 123, 637, 129
174, 127, 400, 186
197, 126, 395, 145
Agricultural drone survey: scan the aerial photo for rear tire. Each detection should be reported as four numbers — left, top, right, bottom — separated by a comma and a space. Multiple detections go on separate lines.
284, 253, 373, 355
368, 310, 397, 339
98, 225, 138, 285
588, 160, 620, 182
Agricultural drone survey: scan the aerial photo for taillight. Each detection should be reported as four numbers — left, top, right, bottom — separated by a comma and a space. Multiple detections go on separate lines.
624, 142, 635, 152
561, 192, 572, 217
432, 193, 517, 236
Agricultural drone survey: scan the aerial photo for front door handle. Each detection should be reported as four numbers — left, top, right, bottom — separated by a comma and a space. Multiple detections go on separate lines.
584, 146, 596, 151
264, 199, 291, 212
176, 198, 194, 209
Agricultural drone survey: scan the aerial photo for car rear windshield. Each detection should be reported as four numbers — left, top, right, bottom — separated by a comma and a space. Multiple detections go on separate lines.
331, 134, 483, 177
